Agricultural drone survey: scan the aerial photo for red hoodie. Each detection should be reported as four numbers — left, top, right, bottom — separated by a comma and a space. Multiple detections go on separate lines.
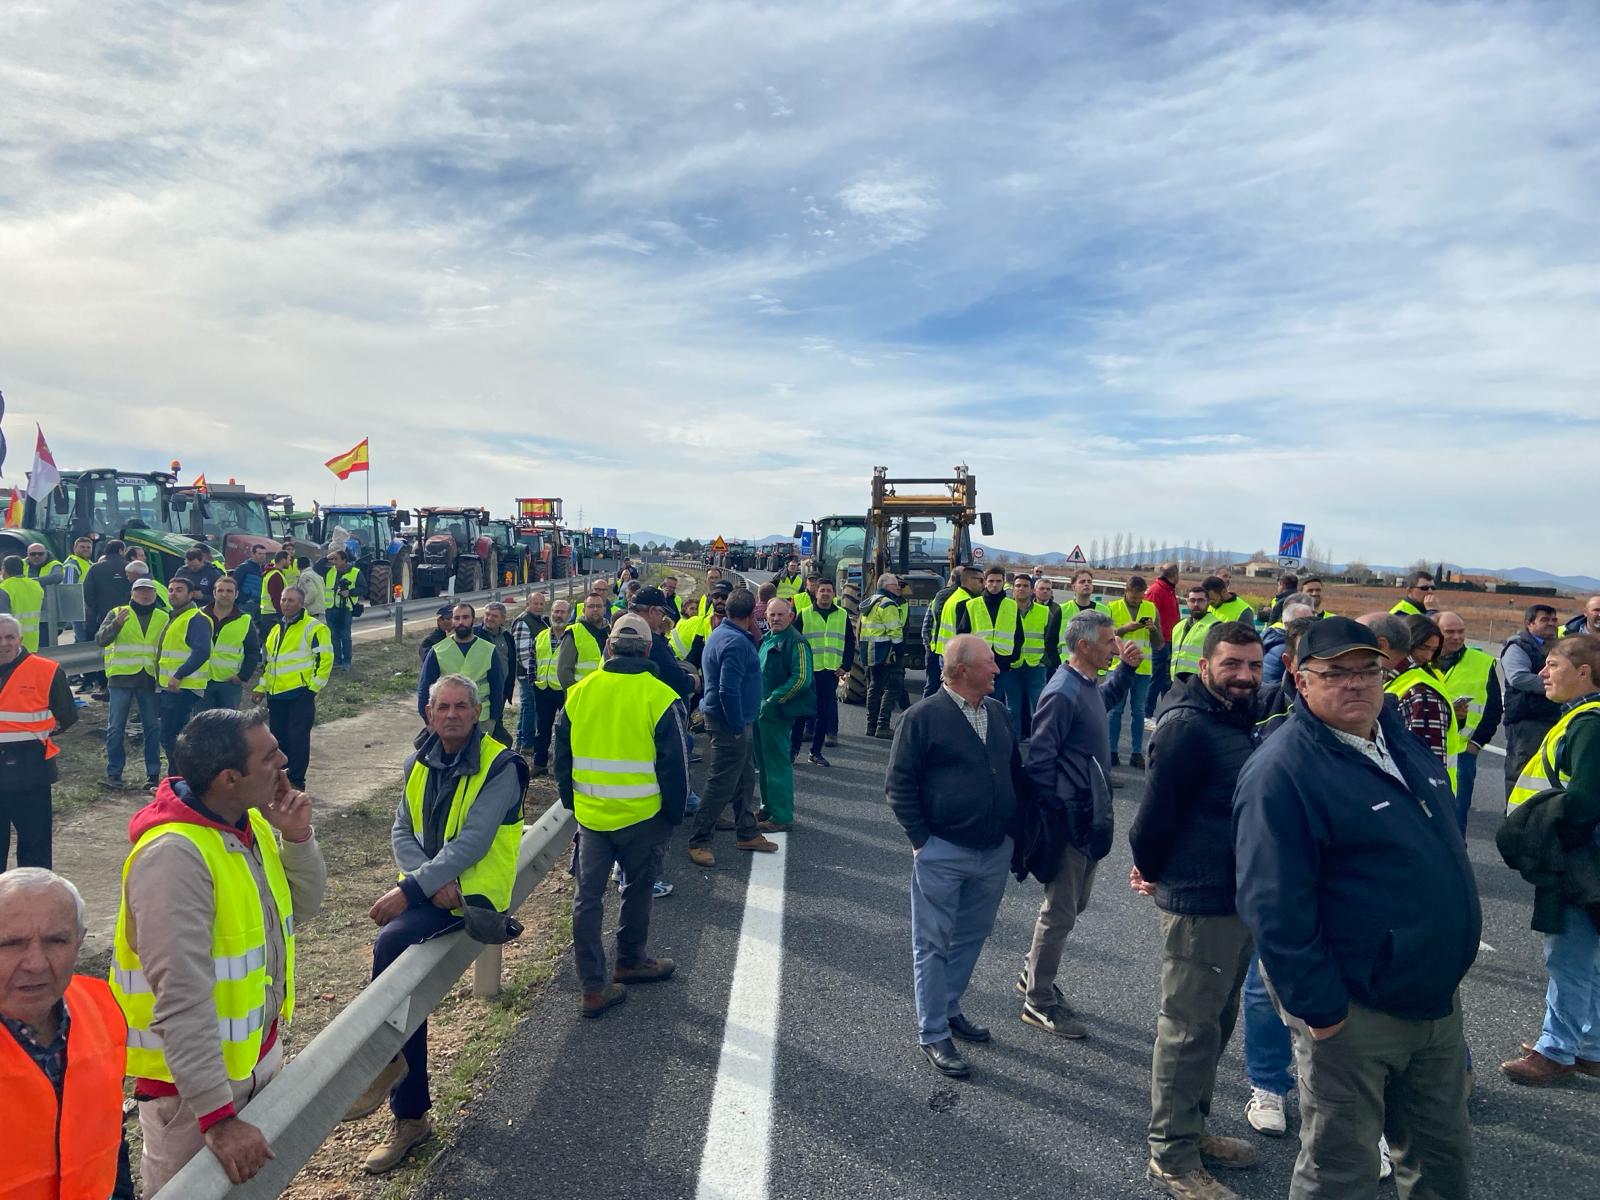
125, 779, 275, 1126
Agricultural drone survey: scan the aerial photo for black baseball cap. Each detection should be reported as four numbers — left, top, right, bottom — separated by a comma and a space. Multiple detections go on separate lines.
1297, 616, 1384, 662
712, 581, 734, 595
435, 603, 454, 617
631, 587, 668, 609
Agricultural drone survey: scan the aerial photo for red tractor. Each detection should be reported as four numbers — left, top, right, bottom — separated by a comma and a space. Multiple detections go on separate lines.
410, 507, 496, 597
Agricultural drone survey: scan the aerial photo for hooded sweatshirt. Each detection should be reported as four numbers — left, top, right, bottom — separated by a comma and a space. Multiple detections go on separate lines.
121, 779, 325, 1124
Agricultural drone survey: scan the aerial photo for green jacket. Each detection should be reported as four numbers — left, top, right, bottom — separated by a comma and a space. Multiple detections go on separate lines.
760, 624, 814, 720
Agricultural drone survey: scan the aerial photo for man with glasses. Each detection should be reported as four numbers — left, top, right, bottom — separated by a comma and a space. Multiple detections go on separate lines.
1234, 617, 1477, 1198
1389, 570, 1435, 617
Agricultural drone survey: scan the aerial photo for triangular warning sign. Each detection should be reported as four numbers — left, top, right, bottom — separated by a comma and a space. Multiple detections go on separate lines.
1064, 545, 1088, 565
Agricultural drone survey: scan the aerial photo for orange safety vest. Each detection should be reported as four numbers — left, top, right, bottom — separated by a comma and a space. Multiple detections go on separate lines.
0, 975, 127, 1200
0, 653, 61, 761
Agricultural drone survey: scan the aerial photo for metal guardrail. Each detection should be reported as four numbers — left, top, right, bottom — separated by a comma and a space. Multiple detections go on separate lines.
152, 801, 579, 1199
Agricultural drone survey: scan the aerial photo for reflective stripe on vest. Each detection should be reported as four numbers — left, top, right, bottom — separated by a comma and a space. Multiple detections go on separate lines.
433, 637, 496, 718
1507, 700, 1600, 808
802, 605, 848, 671
262, 617, 331, 694
0, 975, 126, 1200
104, 606, 170, 680
859, 596, 907, 645
259, 568, 286, 614
1109, 598, 1157, 676
0, 653, 62, 760
568, 622, 603, 679
669, 613, 704, 659
1171, 613, 1219, 677
1442, 647, 1495, 731
111, 809, 296, 1082
534, 627, 564, 690
403, 733, 521, 911
930, 589, 973, 656
158, 607, 211, 691
1016, 603, 1049, 666
209, 611, 253, 681
1386, 667, 1464, 789
561, 669, 678, 831
965, 595, 1019, 658
0, 577, 44, 651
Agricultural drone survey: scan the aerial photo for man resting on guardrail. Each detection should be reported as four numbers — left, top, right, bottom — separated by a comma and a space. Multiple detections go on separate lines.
352, 673, 528, 1174
111, 707, 325, 1193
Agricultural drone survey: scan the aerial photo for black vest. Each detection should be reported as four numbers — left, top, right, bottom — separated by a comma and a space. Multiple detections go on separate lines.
1502, 631, 1561, 725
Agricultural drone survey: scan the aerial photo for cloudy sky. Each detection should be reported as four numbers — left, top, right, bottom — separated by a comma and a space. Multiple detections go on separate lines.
3, 1, 1596, 571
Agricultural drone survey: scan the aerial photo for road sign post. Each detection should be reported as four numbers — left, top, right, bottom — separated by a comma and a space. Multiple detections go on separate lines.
1064, 544, 1087, 566
1278, 523, 1305, 568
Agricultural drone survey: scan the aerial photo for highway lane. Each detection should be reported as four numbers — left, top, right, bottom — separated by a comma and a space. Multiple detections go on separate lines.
419, 672, 1598, 1200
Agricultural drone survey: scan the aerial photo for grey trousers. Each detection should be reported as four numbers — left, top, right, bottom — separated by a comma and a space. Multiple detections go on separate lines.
573, 815, 669, 991
911, 835, 1013, 1043
1264, 970, 1472, 1200
138, 1033, 283, 1195
1148, 912, 1254, 1172
689, 712, 757, 847
1024, 842, 1098, 1008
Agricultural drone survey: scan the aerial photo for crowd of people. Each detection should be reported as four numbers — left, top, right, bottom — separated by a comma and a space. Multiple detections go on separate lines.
5, 548, 1600, 1198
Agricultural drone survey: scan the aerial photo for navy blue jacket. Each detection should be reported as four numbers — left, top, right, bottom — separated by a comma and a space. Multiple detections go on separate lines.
1233, 702, 1481, 1028
1024, 662, 1134, 861
701, 619, 760, 730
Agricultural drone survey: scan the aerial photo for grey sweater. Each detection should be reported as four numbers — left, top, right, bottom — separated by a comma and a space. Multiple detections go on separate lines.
393, 731, 527, 903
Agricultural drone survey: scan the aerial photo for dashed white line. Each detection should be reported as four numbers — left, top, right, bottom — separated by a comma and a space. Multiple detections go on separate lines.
696, 839, 788, 1200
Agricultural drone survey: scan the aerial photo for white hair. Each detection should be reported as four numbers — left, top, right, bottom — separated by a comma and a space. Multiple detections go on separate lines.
429, 672, 480, 709
1281, 602, 1315, 622
0, 868, 87, 936
0, 613, 21, 637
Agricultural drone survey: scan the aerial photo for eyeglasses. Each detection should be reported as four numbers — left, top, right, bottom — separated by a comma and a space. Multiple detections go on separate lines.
1301, 666, 1384, 687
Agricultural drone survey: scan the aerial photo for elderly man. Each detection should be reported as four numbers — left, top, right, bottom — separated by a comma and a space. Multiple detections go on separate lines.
887, 634, 1022, 1079
757, 598, 812, 831
1018, 610, 1140, 1039
861, 573, 909, 739
252, 586, 332, 791
1234, 617, 1477, 1198
630, 587, 696, 701
419, 603, 504, 731
1261, 594, 1315, 691
1437, 610, 1502, 831
125, 557, 168, 608
1, 869, 131, 1199
1390, 569, 1435, 617
112, 708, 325, 1192
555, 617, 688, 1017
0, 614, 78, 870
1502, 604, 1564, 800
353, 674, 527, 1172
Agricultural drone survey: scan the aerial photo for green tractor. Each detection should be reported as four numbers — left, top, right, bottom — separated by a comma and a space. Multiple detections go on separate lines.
483, 518, 532, 588
317, 505, 413, 604
1, 468, 217, 581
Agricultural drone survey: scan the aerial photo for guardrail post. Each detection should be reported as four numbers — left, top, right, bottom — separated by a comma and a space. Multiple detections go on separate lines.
393, 603, 405, 642
472, 945, 503, 999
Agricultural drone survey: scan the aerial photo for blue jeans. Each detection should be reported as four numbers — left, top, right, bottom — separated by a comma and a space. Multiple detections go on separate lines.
922, 652, 943, 698
517, 678, 539, 749
1454, 750, 1479, 834
1535, 904, 1600, 1066
1146, 643, 1172, 717
326, 608, 353, 667
158, 690, 202, 772
910, 834, 1012, 1044
1002, 663, 1046, 737
106, 687, 161, 783
202, 680, 244, 712
1242, 955, 1294, 1093
1108, 674, 1152, 755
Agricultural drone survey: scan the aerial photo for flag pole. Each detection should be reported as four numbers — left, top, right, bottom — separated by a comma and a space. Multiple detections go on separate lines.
365, 439, 370, 507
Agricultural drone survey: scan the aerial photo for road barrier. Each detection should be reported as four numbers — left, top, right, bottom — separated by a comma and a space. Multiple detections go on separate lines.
151, 800, 578, 1199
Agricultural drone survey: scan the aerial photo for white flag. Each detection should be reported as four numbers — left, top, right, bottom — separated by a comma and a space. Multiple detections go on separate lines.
26, 425, 61, 501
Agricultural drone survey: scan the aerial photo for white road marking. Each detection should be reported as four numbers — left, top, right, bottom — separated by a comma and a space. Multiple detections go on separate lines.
1483, 744, 1505, 757
696, 838, 788, 1200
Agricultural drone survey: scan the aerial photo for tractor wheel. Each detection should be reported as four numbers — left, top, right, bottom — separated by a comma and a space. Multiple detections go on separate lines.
838, 586, 866, 705
454, 558, 481, 595
368, 561, 391, 606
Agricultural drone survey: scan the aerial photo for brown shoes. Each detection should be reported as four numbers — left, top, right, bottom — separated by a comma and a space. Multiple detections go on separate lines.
1197, 1136, 1258, 1170
1146, 1163, 1239, 1200
581, 982, 627, 1019
343, 1054, 409, 1122
614, 956, 675, 984
759, 820, 793, 832
687, 846, 715, 867
736, 835, 779, 853
1520, 1041, 1600, 1077
1502, 1047, 1579, 1085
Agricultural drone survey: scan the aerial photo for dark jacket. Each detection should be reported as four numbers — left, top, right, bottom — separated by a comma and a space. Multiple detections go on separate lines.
1495, 699, 1600, 933
474, 624, 519, 705
701, 619, 760, 730
1502, 631, 1561, 726
1129, 676, 1257, 915
553, 658, 690, 825
1233, 702, 1481, 1028
922, 582, 961, 649
231, 559, 264, 609
1023, 662, 1134, 864
886, 690, 1021, 851
83, 552, 130, 631
1260, 624, 1289, 690
647, 631, 696, 699
172, 563, 224, 606
1040, 601, 1063, 675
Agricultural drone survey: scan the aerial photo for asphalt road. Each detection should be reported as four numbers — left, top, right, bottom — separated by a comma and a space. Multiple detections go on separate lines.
418, 673, 1598, 1200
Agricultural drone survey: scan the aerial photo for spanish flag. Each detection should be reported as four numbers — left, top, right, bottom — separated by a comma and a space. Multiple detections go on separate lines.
324, 438, 370, 481
4, 487, 22, 527
192, 473, 208, 492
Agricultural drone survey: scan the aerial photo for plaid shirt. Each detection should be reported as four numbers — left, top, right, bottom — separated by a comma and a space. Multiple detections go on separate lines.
942, 684, 989, 743
1387, 661, 1452, 769
511, 613, 548, 679
2, 999, 69, 1093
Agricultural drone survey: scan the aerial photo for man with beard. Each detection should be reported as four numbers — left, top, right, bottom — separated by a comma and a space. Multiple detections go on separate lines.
1129, 622, 1265, 1199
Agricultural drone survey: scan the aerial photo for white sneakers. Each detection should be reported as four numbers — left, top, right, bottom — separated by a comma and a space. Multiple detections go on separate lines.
1378, 1135, 1393, 1181
1245, 1087, 1287, 1136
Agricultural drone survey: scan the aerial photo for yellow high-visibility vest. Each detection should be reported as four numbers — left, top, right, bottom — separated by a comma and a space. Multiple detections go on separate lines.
432, 637, 495, 720
1109, 597, 1158, 677
860, 595, 907, 647
930, 588, 975, 656
1171, 612, 1219, 678
801, 605, 848, 671
157, 607, 211, 692
403, 733, 520, 911
1507, 700, 1600, 808
1016, 602, 1050, 667
260, 616, 332, 694
775, 572, 804, 601
1442, 647, 1495, 735
965, 595, 1019, 658
111, 809, 296, 1081
208, 610, 254, 682
561, 668, 678, 831
534, 627, 565, 690
0, 577, 44, 651
567, 622, 603, 680
104, 606, 170, 681
1212, 596, 1252, 624
259, 568, 287, 615
1386, 667, 1464, 792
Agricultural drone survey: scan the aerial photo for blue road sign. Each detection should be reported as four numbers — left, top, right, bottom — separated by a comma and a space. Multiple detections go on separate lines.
799, 531, 814, 556
606, 527, 618, 539
1278, 522, 1306, 560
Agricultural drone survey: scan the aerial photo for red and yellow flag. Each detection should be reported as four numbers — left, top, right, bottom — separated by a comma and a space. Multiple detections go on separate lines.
4, 487, 22, 527
324, 438, 370, 481
192, 473, 208, 492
